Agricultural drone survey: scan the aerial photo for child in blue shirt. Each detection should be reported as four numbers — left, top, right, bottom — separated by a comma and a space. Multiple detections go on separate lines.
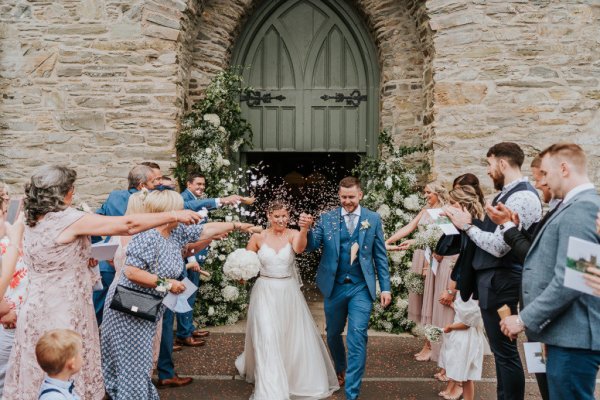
36, 329, 82, 400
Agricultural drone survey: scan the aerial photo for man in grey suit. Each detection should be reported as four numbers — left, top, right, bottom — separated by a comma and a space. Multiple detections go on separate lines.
501, 143, 600, 400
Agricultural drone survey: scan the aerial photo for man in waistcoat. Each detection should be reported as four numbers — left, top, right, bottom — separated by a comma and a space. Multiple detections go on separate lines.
445, 142, 542, 400
301, 176, 391, 400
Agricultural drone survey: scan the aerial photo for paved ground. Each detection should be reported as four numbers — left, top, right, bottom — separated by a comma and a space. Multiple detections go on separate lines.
156, 286, 598, 399
158, 332, 548, 400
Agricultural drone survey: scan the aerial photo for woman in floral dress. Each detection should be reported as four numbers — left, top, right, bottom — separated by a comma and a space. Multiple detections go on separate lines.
3, 165, 203, 400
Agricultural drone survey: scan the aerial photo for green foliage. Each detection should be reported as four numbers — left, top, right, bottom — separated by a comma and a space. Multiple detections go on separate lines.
175, 69, 256, 326
353, 130, 429, 333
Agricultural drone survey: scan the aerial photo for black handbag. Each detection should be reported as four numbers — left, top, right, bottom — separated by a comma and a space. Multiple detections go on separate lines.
109, 284, 163, 322
109, 247, 164, 322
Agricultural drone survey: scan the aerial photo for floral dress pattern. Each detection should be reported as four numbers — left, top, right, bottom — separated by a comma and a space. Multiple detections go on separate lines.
3, 208, 104, 400
101, 224, 202, 400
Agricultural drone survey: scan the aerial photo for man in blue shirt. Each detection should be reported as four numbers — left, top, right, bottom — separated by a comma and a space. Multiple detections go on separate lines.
92, 164, 158, 325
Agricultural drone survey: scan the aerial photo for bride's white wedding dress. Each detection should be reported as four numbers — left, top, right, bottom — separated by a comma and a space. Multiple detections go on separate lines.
235, 243, 339, 400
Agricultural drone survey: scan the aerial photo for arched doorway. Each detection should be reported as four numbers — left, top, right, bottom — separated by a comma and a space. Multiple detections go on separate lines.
231, 0, 379, 285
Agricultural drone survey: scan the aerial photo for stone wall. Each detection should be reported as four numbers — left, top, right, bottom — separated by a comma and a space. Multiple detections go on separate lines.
428, 0, 600, 189
1, 0, 599, 204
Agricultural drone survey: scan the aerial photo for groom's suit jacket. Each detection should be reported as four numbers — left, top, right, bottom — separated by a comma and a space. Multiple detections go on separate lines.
307, 207, 391, 300
520, 188, 600, 350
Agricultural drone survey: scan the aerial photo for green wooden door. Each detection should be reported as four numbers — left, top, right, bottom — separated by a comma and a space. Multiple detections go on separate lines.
233, 0, 378, 154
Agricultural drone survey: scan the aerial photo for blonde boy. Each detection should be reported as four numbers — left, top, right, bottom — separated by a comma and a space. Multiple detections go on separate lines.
36, 329, 82, 400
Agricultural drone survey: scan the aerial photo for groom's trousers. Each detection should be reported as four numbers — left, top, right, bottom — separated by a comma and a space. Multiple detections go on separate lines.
324, 281, 372, 400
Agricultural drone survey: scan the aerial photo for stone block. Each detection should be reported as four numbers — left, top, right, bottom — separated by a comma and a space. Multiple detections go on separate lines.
110, 23, 142, 39
142, 23, 180, 41
74, 96, 118, 108
47, 24, 108, 35
56, 65, 83, 77
58, 111, 105, 131
435, 82, 488, 106
144, 11, 182, 30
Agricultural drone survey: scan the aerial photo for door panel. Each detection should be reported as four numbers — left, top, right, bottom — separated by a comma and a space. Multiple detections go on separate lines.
235, 0, 375, 153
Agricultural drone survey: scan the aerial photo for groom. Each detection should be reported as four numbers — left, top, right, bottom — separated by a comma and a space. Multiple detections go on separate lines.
301, 176, 391, 400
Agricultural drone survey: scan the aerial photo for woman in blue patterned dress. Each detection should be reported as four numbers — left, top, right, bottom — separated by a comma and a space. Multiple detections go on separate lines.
101, 190, 254, 399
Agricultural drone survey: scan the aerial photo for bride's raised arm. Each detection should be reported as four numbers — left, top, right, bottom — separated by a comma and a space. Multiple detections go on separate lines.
291, 224, 308, 254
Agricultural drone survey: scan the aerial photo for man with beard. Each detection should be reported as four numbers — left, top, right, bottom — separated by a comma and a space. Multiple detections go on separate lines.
445, 142, 542, 400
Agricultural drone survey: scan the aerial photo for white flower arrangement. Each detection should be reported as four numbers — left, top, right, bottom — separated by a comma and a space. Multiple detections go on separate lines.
384, 176, 393, 190
404, 272, 425, 294
223, 249, 261, 281
207, 306, 215, 316
423, 325, 443, 342
389, 250, 406, 264
412, 224, 444, 250
403, 194, 421, 211
395, 298, 409, 312
376, 204, 391, 220
221, 285, 240, 302
203, 113, 221, 126
390, 274, 403, 287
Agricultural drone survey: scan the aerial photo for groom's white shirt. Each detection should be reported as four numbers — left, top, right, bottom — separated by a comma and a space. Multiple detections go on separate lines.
341, 205, 361, 232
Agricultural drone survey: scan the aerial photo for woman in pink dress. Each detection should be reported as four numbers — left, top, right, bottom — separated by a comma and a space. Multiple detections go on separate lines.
3, 165, 202, 400
386, 182, 448, 361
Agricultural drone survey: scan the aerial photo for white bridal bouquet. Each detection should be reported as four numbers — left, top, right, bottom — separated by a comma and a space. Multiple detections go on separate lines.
412, 224, 444, 250
223, 249, 261, 281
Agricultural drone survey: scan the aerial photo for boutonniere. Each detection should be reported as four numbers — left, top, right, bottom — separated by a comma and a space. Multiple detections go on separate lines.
360, 220, 371, 231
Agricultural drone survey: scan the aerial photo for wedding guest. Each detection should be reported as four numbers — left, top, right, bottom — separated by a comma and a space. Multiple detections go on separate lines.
0, 185, 26, 397
101, 190, 255, 397
36, 329, 83, 400
500, 143, 600, 400
445, 142, 542, 400
438, 294, 487, 400
93, 164, 156, 325
3, 165, 202, 400
156, 171, 245, 388
386, 182, 448, 361
140, 161, 163, 190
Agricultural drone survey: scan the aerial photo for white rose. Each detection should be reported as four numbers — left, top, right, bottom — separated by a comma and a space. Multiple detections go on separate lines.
222, 285, 240, 302
222, 159, 231, 166
205, 148, 213, 155
207, 306, 215, 316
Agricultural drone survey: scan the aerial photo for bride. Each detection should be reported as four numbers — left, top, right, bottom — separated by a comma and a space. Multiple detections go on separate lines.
235, 201, 339, 399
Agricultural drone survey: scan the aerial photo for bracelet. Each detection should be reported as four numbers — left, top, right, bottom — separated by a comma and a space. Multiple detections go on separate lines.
156, 276, 173, 293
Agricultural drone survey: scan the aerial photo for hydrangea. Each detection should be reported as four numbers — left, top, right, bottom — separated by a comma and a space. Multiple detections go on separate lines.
221, 285, 240, 302
389, 250, 406, 264
403, 194, 421, 211
376, 204, 391, 220
390, 274, 403, 287
396, 298, 409, 312
223, 249, 261, 280
203, 113, 221, 126
207, 306, 215, 316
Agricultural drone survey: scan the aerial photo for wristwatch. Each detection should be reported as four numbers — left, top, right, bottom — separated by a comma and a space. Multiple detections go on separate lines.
462, 223, 473, 231
446, 289, 456, 296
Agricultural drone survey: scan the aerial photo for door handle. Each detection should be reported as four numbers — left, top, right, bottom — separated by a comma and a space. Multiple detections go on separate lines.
320, 89, 366, 107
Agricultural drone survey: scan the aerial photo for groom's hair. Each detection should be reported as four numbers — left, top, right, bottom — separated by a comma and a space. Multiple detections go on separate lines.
339, 176, 361, 190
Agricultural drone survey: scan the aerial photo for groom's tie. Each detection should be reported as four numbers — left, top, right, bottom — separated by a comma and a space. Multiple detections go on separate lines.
346, 213, 357, 234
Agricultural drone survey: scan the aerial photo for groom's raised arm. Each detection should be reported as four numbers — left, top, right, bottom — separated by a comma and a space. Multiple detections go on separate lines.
373, 215, 391, 293
305, 214, 325, 252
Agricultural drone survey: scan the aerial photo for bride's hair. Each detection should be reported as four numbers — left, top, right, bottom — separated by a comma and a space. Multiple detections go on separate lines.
267, 200, 288, 214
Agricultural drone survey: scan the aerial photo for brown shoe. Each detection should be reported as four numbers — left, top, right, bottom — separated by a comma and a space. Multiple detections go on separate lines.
337, 372, 345, 386
192, 329, 210, 338
175, 337, 206, 347
173, 344, 183, 352
156, 374, 193, 388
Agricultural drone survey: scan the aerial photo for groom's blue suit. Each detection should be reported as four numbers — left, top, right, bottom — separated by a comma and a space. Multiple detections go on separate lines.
307, 206, 390, 400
